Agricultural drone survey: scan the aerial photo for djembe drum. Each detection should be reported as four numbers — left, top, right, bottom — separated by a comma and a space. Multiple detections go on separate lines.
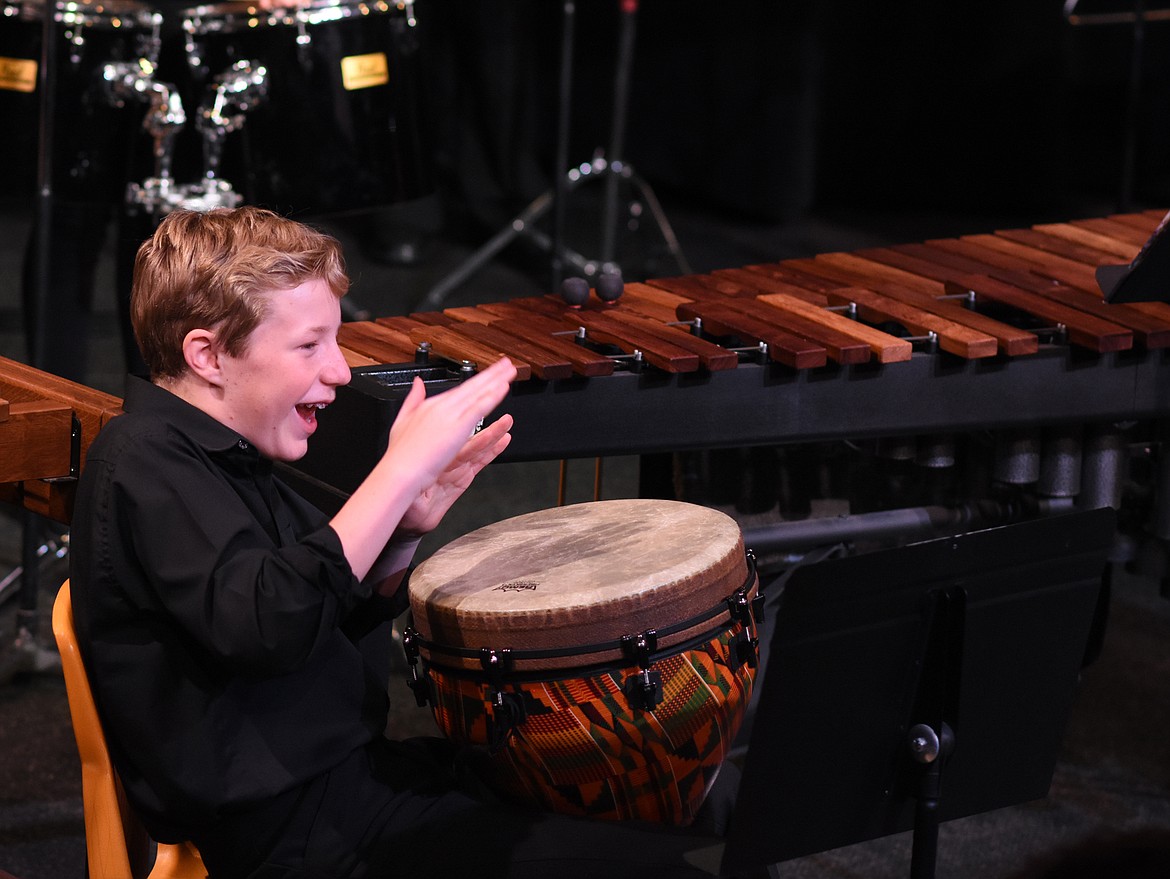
403, 499, 761, 826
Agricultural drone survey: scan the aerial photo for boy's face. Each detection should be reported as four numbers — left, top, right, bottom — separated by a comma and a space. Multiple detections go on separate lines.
215, 278, 351, 461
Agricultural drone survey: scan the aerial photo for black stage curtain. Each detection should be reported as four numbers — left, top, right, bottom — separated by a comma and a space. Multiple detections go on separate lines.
415, 0, 1170, 229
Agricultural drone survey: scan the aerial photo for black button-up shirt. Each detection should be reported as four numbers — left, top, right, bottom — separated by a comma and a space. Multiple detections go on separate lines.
70, 377, 399, 841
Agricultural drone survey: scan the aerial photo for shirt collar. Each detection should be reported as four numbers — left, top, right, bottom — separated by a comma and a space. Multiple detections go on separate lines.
122, 374, 260, 460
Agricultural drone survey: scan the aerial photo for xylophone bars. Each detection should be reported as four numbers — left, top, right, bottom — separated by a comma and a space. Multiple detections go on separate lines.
335, 210, 1170, 378
0, 357, 123, 524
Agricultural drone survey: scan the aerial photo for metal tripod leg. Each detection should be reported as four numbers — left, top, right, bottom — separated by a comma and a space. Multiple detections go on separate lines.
417, 188, 588, 312
416, 156, 690, 312
0, 512, 65, 685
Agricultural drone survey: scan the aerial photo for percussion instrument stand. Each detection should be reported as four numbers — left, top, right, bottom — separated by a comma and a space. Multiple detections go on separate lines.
0, 511, 66, 685
903, 587, 962, 879
416, 0, 691, 312
3, 0, 65, 681
722, 510, 1113, 878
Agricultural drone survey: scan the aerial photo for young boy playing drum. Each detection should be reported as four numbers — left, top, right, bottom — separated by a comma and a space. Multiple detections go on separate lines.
69, 206, 734, 878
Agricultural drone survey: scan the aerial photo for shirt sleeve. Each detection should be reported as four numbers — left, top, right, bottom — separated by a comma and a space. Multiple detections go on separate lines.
106, 426, 373, 676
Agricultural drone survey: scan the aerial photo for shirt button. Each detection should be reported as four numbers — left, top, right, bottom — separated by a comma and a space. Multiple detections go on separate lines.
238, 439, 249, 450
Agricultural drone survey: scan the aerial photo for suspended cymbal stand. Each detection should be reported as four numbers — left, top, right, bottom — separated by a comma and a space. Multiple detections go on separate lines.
416, 0, 690, 312
3, 4, 168, 681
2, 0, 65, 684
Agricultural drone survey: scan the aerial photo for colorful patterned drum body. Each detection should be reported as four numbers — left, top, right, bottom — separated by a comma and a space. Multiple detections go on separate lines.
405, 499, 761, 826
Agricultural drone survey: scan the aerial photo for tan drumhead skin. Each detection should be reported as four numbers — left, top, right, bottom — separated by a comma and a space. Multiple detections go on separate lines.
409, 499, 747, 658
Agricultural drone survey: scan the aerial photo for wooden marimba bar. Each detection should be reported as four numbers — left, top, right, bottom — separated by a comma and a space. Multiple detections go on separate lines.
290, 210, 1170, 508
0, 356, 122, 524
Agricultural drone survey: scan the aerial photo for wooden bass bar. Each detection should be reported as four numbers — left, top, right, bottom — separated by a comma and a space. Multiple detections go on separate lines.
0, 357, 123, 523
289, 210, 1170, 504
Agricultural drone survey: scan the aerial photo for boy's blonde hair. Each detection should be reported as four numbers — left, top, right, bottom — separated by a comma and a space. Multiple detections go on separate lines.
131, 206, 350, 380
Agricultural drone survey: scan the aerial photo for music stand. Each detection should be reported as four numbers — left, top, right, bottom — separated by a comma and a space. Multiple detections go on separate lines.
720, 507, 1116, 878
1096, 208, 1170, 303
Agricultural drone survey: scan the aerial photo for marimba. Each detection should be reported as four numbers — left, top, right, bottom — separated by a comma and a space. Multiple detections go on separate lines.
0, 357, 122, 524
288, 210, 1170, 537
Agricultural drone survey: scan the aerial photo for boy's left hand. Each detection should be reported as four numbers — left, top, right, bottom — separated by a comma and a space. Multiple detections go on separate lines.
396, 413, 514, 538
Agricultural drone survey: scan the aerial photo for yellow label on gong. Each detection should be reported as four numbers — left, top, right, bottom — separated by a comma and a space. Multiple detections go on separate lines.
340, 53, 389, 91
0, 56, 37, 93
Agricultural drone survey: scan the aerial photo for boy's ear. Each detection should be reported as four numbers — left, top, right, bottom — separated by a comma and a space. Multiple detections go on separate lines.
182, 328, 225, 386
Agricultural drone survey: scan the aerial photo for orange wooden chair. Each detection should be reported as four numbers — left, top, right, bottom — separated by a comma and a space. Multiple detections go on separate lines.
52, 581, 207, 879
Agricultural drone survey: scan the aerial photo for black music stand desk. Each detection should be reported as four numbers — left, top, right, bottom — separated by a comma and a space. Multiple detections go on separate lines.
1097, 209, 1170, 303
719, 508, 1116, 878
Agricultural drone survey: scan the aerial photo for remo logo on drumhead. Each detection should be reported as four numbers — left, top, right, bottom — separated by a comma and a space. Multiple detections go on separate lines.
494, 580, 540, 593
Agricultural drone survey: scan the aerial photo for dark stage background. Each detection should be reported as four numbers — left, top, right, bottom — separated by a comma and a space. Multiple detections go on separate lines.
412, 0, 1170, 241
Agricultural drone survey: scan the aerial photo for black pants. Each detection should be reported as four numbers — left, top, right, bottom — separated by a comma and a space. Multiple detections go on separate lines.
194, 737, 733, 879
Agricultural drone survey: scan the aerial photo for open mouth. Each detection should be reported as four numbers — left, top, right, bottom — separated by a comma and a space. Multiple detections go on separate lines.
296, 402, 327, 427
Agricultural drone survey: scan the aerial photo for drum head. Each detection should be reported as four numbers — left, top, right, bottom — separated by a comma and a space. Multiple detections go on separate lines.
408, 499, 747, 661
